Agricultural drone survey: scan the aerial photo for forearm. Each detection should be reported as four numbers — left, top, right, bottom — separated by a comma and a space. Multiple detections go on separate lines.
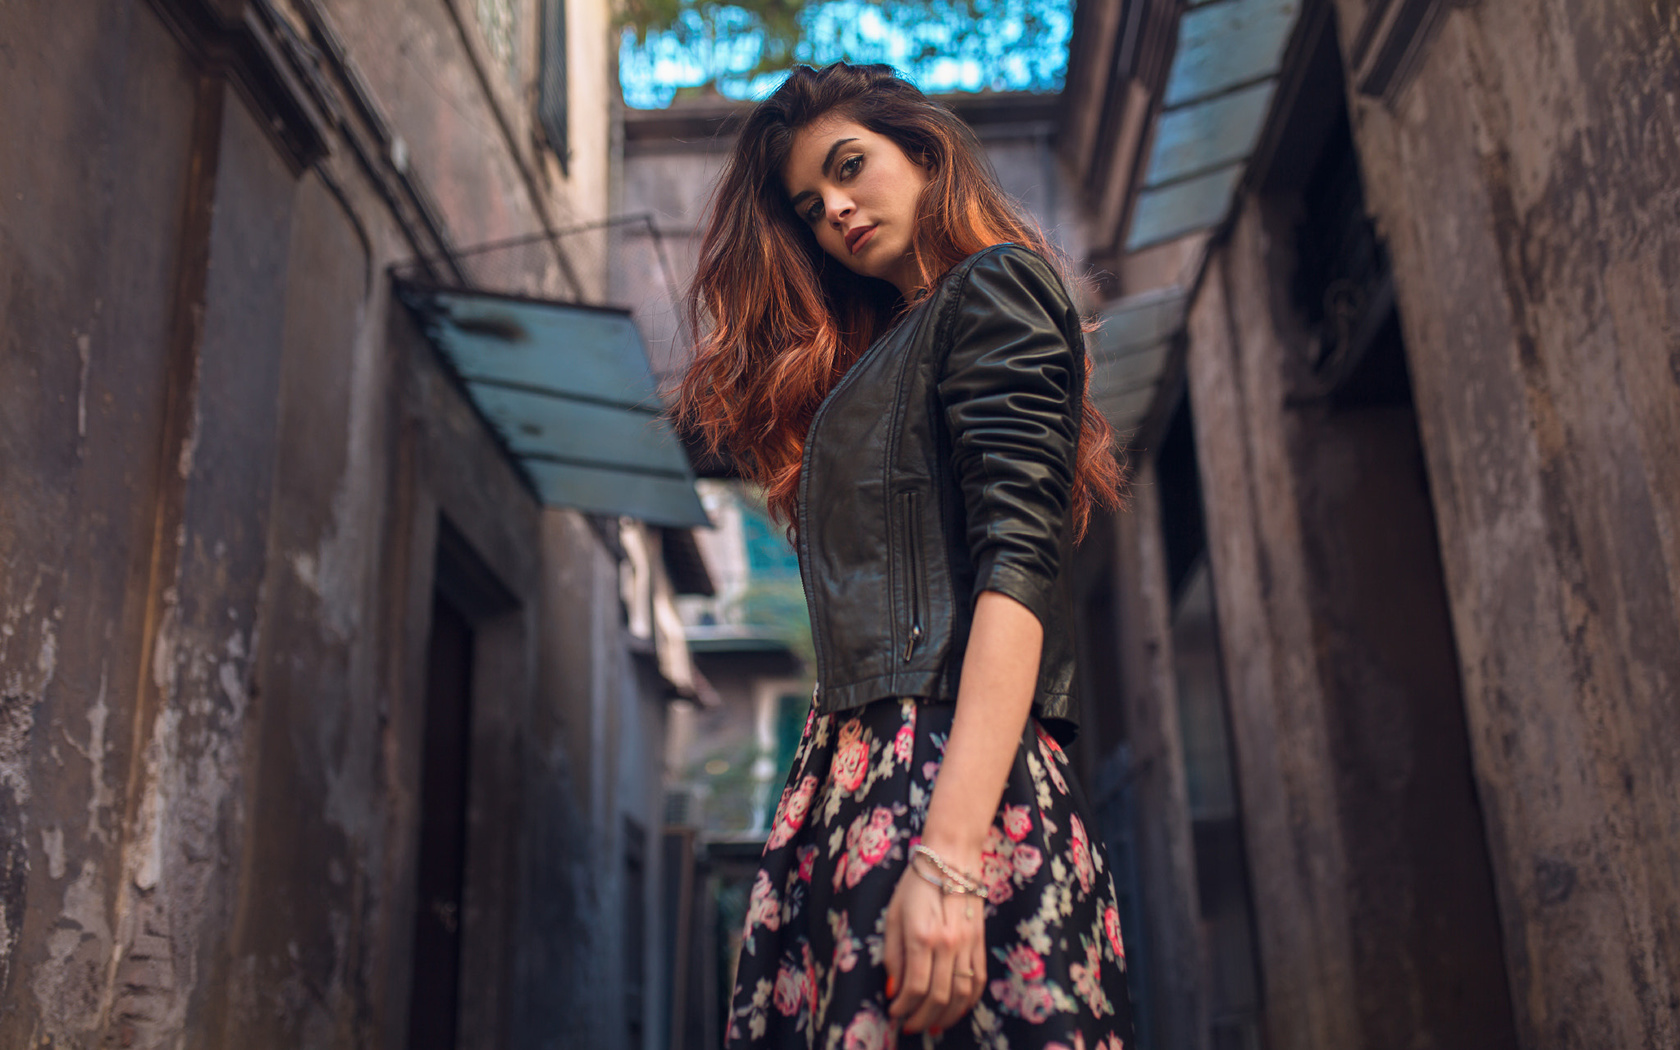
918, 589, 1043, 860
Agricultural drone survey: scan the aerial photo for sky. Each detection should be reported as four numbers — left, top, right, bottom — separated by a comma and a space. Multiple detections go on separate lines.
618, 0, 1075, 108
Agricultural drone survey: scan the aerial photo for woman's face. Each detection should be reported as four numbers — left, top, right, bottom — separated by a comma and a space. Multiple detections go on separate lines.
781, 115, 931, 296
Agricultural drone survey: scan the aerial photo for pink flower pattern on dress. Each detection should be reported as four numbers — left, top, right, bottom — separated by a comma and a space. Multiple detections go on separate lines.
767, 774, 820, 850
774, 960, 805, 1016
726, 700, 1132, 1049
833, 720, 871, 794
892, 721, 914, 767
980, 843, 1015, 905
991, 964, 1058, 1025
1103, 905, 1126, 961
841, 1002, 893, 1050
802, 943, 818, 1021
835, 806, 899, 890
745, 869, 781, 939
1071, 937, 1112, 1016
828, 909, 865, 976
977, 820, 1052, 906
1037, 726, 1072, 795
1007, 944, 1046, 982
1049, 1032, 1127, 1050
1012, 842, 1043, 880
1002, 803, 1033, 842
1070, 813, 1094, 895
835, 935, 857, 972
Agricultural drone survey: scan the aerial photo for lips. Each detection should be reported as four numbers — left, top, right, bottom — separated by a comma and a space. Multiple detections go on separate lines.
845, 225, 877, 254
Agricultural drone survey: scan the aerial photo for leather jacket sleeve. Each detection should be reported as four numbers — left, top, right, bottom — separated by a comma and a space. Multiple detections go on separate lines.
935, 245, 1082, 629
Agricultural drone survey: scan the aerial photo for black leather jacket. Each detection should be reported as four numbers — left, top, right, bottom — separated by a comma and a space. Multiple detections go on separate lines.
798, 244, 1086, 741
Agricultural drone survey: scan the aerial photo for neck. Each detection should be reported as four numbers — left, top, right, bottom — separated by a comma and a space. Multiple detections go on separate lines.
884, 253, 922, 298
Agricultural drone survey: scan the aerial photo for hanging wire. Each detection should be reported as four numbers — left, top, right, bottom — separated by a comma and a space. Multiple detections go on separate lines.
391, 212, 679, 309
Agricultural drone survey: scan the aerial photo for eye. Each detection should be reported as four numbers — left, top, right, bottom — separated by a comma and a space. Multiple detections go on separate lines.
839, 154, 862, 179
803, 198, 823, 224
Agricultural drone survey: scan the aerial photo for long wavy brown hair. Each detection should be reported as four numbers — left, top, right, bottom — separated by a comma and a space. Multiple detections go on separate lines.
672, 62, 1125, 539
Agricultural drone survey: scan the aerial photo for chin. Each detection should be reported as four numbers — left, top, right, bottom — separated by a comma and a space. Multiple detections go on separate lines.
859, 248, 910, 285
828, 240, 905, 286
831, 253, 883, 283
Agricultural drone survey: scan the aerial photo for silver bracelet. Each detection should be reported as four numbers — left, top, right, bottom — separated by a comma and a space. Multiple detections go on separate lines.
910, 859, 960, 895
911, 844, 988, 900
910, 856, 980, 898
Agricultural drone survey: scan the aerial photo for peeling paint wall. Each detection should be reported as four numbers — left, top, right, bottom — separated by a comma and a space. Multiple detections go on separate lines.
0, 1, 662, 1048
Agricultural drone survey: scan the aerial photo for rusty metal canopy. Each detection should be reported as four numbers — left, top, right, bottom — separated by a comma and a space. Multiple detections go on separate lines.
1127, 0, 1301, 250
397, 283, 710, 528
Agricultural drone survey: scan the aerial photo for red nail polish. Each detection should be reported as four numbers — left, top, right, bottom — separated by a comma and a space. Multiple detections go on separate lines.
886, 975, 897, 998
931, 1028, 943, 1038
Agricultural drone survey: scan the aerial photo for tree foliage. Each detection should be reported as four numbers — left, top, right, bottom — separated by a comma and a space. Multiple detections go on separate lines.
618, 0, 1073, 108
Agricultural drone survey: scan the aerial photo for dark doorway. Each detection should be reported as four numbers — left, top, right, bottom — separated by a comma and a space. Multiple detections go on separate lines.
1260, 14, 1519, 1047
408, 590, 475, 1050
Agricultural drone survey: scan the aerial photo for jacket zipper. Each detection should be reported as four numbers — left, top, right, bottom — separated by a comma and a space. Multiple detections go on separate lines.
902, 490, 924, 662
797, 304, 930, 692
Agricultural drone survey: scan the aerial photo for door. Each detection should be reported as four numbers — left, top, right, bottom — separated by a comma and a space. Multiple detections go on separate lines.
408, 591, 475, 1050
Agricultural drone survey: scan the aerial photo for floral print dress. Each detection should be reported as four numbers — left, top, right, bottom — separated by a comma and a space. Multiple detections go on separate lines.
726, 696, 1135, 1050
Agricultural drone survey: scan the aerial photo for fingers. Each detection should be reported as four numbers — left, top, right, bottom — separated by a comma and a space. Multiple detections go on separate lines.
888, 878, 946, 1027
890, 920, 935, 1026
968, 935, 988, 1011
932, 907, 987, 1033
904, 933, 956, 1035
933, 968, 978, 1031
886, 874, 989, 1038
883, 891, 904, 1001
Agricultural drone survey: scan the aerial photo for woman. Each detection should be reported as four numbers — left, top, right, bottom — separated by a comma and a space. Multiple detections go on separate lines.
675, 62, 1135, 1049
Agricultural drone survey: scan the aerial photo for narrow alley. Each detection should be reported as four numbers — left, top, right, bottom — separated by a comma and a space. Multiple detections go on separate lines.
1, 1, 1675, 1048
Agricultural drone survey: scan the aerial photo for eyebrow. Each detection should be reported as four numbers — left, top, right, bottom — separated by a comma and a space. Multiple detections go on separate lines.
789, 137, 860, 208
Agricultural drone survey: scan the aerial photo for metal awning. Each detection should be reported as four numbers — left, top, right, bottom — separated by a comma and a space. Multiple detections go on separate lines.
397, 283, 710, 528
683, 625, 800, 656
1127, 0, 1301, 250
1089, 287, 1189, 435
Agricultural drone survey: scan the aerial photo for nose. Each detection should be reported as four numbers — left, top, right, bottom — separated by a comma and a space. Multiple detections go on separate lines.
826, 193, 854, 228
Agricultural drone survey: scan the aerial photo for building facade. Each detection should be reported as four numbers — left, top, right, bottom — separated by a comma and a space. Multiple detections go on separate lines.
1061, 0, 1679, 1048
0, 1, 708, 1047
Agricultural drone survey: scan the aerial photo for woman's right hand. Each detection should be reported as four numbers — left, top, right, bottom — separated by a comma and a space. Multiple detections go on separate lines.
882, 854, 987, 1036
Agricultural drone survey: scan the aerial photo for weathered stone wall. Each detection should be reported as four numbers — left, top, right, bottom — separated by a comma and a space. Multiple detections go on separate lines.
1182, 229, 1363, 1050
1325, 0, 1680, 1045
0, 1, 657, 1047
1176, 192, 1519, 1048
1101, 0, 1680, 1046
0, 5, 204, 1035
320, 0, 615, 295
1077, 0, 1679, 1043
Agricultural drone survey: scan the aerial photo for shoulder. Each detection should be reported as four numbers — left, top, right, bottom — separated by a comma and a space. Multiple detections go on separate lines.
937, 243, 1074, 323
930, 244, 1080, 354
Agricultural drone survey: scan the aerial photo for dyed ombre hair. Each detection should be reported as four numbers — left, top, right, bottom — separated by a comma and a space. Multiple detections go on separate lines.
673, 62, 1125, 538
